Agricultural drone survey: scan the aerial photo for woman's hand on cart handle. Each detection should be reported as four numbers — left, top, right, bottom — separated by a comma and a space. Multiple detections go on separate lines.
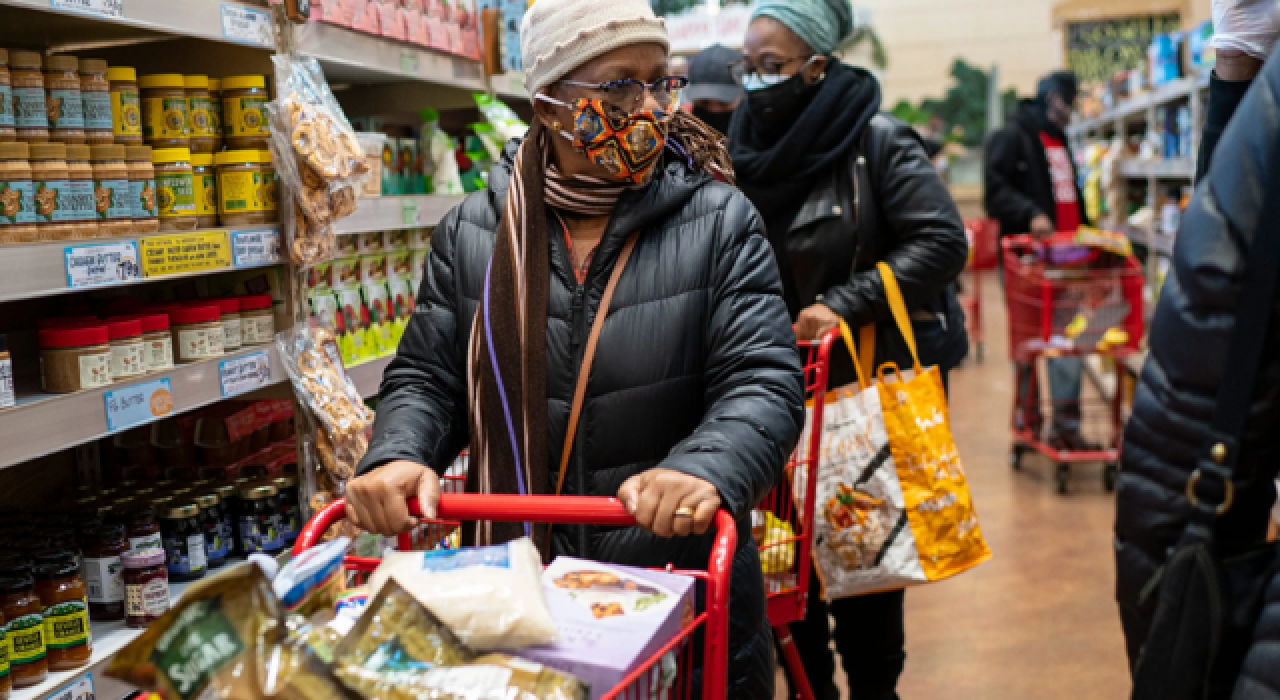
618, 468, 722, 538
346, 460, 441, 536
795, 303, 841, 341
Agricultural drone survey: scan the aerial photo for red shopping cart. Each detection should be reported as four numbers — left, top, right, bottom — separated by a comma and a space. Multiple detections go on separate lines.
294, 493, 737, 700
758, 328, 838, 700
962, 218, 1000, 363
1002, 234, 1144, 493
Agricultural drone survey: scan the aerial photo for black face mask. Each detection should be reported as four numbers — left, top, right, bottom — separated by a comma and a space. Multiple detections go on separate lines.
693, 106, 734, 136
746, 71, 820, 141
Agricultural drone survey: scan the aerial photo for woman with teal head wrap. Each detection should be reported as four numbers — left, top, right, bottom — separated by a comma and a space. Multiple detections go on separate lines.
750, 0, 853, 56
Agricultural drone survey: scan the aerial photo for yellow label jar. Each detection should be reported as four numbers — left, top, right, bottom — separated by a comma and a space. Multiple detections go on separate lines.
214, 150, 264, 226
190, 152, 217, 229
107, 66, 141, 144
207, 78, 223, 152
138, 74, 189, 149
256, 150, 278, 224
151, 147, 196, 231
184, 75, 217, 154
220, 75, 268, 150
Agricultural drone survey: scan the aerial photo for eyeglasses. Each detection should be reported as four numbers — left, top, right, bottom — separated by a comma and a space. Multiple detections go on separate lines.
558, 76, 689, 114
729, 55, 815, 86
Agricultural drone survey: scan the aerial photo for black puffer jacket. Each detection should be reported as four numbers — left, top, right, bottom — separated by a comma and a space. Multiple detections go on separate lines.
359, 141, 806, 698
1115, 60, 1280, 669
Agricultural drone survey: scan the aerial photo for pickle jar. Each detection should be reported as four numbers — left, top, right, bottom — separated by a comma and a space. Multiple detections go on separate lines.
0, 142, 39, 244
10, 51, 47, 143
63, 144, 98, 239
90, 144, 133, 237
29, 142, 74, 241
0, 572, 46, 688
151, 147, 196, 231
221, 75, 269, 150
126, 145, 158, 233
78, 59, 112, 145
138, 74, 189, 148
43, 55, 85, 145
257, 150, 278, 224
207, 77, 224, 152
214, 150, 265, 225
190, 152, 217, 228
107, 66, 141, 144
32, 556, 91, 672
0, 49, 14, 142
184, 75, 217, 154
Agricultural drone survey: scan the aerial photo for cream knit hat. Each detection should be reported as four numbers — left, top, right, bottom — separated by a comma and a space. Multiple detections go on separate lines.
521, 0, 669, 97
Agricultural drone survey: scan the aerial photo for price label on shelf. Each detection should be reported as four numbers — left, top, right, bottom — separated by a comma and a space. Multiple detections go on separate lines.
105, 378, 174, 433
139, 231, 232, 277
219, 350, 272, 397
402, 200, 418, 226
222, 3, 274, 47
46, 673, 94, 700
400, 49, 419, 76
52, 0, 122, 19
65, 241, 141, 289
232, 229, 282, 267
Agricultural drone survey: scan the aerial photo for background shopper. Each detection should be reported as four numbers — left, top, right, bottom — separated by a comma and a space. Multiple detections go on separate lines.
686, 44, 743, 135
727, 0, 968, 697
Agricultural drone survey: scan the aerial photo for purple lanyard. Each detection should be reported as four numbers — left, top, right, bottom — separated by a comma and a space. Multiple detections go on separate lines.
483, 257, 532, 537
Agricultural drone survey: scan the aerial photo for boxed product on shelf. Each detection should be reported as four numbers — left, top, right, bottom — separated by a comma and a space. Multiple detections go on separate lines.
359, 252, 394, 354
387, 249, 414, 341
386, 229, 409, 250
331, 255, 374, 365
357, 229, 384, 254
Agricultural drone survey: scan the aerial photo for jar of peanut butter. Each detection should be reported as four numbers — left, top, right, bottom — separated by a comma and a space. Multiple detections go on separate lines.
91, 144, 133, 238
30, 141, 74, 240
64, 144, 98, 239
152, 147, 196, 231
184, 75, 217, 154
207, 78, 224, 152
214, 150, 264, 226
190, 152, 217, 229
221, 76, 268, 150
107, 66, 141, 144
0, 142, 37, 244
126, 145, 158, 233
0, 49, 15, 142
11, 51, 48, 143
79, 59, 113, 145
139, 74, 189, 149
44, 55, 85, 144
257, 150, 278, 224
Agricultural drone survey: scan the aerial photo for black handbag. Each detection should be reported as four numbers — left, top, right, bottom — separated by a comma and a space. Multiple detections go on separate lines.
1130, 152, 1280, 700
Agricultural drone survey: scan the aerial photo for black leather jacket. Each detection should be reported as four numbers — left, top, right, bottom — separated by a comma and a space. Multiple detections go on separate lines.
774, 114, 969, 384
359, 140, 805, 699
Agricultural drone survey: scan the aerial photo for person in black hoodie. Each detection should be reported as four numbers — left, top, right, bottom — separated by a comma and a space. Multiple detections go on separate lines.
686, 44, 742, 136
728, 1, 968, 698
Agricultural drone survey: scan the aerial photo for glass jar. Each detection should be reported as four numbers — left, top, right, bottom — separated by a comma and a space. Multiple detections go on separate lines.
273, 475, 301, 547
29, 141, 74, 241
38, 324, 111, 393
0, 573, 46, 688
43, 55, 85, 145
126, 144, 157, 233
207, 78, 224, 152
138, 74, 188, 149
0, 49, 14, 143
214, 150, 265, 225
10, 51, 47, 143
0, 142, 38, 244
32, 557, 90, 671
193, 494, 227, 568
170, 304, 224, 363
238, 294, 274, 345
63, 144, 98, 239
190, 152, 217, 228
257, 150, 278, 224
151, 147, 195, 231
105, 318, 144, 380
158, 503, 206, 582
214, 484, 236, 552
184, 75, 216, 154
78, 59, 112, 145
221, 76, 269, 150
112, 505, 162, 554
107, 66, 141, 144
134, 313, 173, 372
235, 484, 282, 556
204, 298, 240, 351
82, 522, 127, 621
90, 144, 132, 237
120, 548, 167, 629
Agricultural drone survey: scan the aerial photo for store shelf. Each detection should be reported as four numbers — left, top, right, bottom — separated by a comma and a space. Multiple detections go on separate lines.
1069, 73, 1209, 137
0, 345, 286, 470
0, 226, 282, 304
1118, 158, 1195, 179
490, 70, 528, 100
299, 21, 485, 90
0, 0, 275, 50
348, 353, 392, 398
336, 195, 467, 234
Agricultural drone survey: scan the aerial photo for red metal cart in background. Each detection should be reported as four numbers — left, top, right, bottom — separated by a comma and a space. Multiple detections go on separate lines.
962, 218, 1000, 363
294, 493, 738, 700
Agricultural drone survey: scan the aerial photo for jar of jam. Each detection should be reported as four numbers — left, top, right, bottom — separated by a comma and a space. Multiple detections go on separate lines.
107, 66, 141, 144
113, 505, 161, 553
32, 556, 90, 671
0, 49, 14, 143
158, 503, 206, 582
79, 59, 112, 145
82, 523, 126, 621
0, 573, 46, 687
214, 484, 236, 551
43, 55, 86, 145
194, 494, 227, 568
236, 484, 282, 556
10, 51, 48, 144
120, 548, 167, 629
138, 74, 188, 148
273, 475, 301, 547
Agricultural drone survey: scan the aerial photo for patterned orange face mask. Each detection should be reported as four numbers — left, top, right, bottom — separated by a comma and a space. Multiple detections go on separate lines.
538, 95, 671, 184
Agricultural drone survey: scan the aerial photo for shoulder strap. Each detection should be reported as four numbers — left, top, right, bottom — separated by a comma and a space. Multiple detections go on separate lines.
552, 232, 640, 498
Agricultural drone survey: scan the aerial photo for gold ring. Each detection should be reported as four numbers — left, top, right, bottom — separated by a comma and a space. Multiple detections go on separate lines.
674, 506, 695, 518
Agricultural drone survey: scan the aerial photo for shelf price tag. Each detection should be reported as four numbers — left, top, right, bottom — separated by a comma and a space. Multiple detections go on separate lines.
221, 3, 274, 47
220, 350, 272, 397
139, 231, 232, 278
105, 378, 174, 433
47, 674, 94, 700
232, 229, 282, 267
400, 49, 419, 76
52, 0, 122, 19
401, 200, 418, 226
65, 241, 140, 290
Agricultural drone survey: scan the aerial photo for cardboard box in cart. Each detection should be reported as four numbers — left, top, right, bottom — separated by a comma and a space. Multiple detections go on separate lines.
524, 558, 697, 700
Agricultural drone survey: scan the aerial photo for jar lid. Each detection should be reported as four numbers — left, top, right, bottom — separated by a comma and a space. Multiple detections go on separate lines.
238, 294, 273, 311
0, 142, 29, 159
34, 556, 79, 581
134, 313, 170, 333
107, 65, 136, 82
90, 144, 127, 161
208, 78, 221, 91
195, 493, 219, 508
106, 318, 141, 341
152, 147, 192, 165
170, 304, 220, 325
39, 324, 108, 349
214, 483, 236, 498
125, 144, 153, 162
121, 547, 166, 568
215, 150, 261, 166
9, 50, 42, 69
240, 484, 277, 499
256, 150, 275, 165
30, 142, 68, 160
0, 573, 34, 593
138, 73, 186, 89
221, 75, 267, 90
65, 144, 91, 161
0, 49, 7, 66
184, 74, 209, 90
190, 152, 214, 168
163, 503, 199, 519
78, 58, 108, 74
45, 55, 79, 72
273, 475, 297, 489
195, 298, 239, 314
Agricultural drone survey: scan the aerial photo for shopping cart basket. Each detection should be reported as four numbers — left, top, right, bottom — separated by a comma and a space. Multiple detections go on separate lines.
294, 493, 737, 700
1001, 234, 1143, 493
961, 218, 1000, 363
